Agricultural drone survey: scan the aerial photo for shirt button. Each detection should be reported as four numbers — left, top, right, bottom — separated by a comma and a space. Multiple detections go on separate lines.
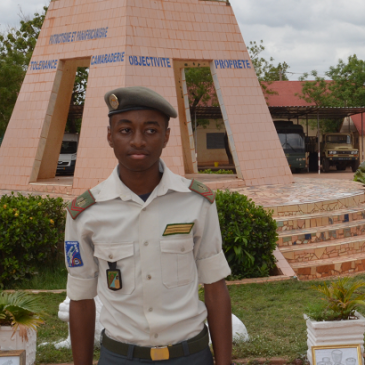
148, 307, 153, 312
146, 275, 152, 280
142, 208, 146, 211
109, 254, 113, 259
144, 241, 149, 246
154, 334, 158, 339
181, 248, 185, 252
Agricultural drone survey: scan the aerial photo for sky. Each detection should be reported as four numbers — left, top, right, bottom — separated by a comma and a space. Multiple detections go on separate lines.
0, 0, 364, 81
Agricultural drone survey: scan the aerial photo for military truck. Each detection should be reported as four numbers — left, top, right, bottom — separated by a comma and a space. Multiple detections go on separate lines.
318, 133, 359, 172
274, 121, 306, 172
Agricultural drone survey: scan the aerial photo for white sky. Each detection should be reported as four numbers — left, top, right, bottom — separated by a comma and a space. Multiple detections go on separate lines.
1, 0, 364, 80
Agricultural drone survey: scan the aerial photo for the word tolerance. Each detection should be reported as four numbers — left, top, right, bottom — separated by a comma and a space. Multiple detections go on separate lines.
129, 55, 172, 68
30, 59, 58, 71
91, 52, 125, 65
215, 59, 251, 69
49, 27, 108, 45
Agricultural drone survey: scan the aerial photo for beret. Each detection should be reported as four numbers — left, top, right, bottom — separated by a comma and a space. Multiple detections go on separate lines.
104, 86, 177, 118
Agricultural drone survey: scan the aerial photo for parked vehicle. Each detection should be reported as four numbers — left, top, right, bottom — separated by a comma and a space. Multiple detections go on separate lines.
57, 133, 79, 175
274, 121, 306, 172
307, 133, 359, 172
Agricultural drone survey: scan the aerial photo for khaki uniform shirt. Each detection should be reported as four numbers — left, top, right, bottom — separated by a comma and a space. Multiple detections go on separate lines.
65, 160, 231, 347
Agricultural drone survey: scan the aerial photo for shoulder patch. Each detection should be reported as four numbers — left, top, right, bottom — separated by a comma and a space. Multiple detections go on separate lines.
67, 190, 96, 220
189, 179, 215, 204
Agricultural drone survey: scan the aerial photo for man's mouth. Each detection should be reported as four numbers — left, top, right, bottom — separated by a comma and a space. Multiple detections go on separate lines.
129, 152, 148, 160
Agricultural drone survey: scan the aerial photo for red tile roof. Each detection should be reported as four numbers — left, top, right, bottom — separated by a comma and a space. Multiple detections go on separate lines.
262, 81, 315, 107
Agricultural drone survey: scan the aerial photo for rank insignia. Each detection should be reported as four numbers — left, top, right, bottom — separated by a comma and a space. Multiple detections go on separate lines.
163, 223, 195, 236
67, 190, 96, 220
65, 241, 84, 267
189, 179, 215, 204
107, 269, 122, 291
109, 94, 119, 110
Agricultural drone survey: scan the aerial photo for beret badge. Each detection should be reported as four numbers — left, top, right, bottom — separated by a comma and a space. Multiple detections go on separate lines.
109, 94, 119, 110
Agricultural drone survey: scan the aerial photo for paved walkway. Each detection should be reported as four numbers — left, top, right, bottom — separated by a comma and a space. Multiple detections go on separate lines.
232, 177, 364, 208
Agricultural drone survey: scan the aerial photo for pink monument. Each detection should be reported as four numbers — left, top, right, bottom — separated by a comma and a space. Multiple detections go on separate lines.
0, 0, 292, 196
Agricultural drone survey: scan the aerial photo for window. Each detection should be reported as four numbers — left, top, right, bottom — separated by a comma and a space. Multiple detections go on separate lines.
206, 133, 225, 149
60, 141, 78, 154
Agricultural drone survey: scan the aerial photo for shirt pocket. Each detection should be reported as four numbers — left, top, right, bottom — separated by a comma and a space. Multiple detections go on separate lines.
94, 242, 135, 295
160, 238, 195, 289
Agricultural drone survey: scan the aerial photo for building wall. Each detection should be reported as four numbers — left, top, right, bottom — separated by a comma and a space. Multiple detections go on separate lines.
196, 119, 229, 166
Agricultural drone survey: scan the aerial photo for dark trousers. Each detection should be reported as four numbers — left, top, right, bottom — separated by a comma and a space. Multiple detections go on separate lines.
98, 345, 214, 365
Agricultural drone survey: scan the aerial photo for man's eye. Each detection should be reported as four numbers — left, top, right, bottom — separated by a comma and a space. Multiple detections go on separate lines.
120, 128, 131, 134
146, 129, 157, 134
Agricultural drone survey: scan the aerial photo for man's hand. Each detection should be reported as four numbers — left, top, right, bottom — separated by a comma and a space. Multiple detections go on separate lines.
204, 279, 232, 365
70, 299, 96, 365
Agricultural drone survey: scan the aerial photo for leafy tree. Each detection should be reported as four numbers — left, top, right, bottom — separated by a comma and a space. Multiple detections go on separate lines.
247, 40, 290, 102
248, 40, 290, 82
0, 7, 47, 136
0, 6, 88, 136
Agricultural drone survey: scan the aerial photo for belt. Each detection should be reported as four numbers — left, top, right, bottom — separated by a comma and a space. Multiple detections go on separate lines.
101, 326, 209, 361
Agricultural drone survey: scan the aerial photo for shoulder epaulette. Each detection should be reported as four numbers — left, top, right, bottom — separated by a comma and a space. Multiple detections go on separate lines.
67, 190, 96, 220
189, 179, 215, 204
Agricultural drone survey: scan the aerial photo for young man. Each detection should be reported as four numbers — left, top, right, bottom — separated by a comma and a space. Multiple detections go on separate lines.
65, 86, 234, 365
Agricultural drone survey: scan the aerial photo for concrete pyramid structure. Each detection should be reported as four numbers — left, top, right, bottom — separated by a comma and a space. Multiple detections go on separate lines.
0, 0, 292, 195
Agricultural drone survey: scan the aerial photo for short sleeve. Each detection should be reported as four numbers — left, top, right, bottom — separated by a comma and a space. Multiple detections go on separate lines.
193, 201, 231, 284
65, 212, 98, 300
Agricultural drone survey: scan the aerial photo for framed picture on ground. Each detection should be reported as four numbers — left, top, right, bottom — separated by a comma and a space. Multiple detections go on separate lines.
312, 345, 363, 365
0, 350, 26, 365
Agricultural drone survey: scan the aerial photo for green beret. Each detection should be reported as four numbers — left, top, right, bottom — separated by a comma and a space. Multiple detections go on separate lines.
104, 86, 177, 119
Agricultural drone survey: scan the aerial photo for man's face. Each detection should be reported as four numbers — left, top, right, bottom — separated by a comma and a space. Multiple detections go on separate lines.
107, 109, 170, 173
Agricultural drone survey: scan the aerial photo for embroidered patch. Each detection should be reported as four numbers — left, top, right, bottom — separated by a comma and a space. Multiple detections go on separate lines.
107, 269, 122, 291
67, 190, 96, 220
163, 223, 195, 236
65, 241, 84, 267
189, 179, 215, 204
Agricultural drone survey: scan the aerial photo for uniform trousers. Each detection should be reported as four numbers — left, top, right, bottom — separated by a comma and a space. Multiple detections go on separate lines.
98, 345, 214, 365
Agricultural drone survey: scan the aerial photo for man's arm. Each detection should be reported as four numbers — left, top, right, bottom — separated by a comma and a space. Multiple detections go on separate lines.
204, 279, 232, 365
70, 299, 96, 365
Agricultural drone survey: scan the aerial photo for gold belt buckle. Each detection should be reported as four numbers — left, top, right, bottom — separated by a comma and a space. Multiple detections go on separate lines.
150, 346, 170, 361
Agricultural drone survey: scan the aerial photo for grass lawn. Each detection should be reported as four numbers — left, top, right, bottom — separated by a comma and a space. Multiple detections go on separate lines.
31, 274, 365, 363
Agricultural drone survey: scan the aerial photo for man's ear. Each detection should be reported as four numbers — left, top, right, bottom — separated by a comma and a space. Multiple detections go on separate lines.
107, 126, 114, 148
163, 128, 171, 148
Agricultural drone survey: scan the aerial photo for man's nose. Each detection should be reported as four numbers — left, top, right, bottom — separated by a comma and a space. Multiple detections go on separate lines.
130, 130, 146, 147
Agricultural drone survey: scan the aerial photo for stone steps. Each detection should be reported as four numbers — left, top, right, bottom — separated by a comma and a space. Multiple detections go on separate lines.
277, 218, 365, 247
280, 235, 365, 263
276, 206, 365, 233
291, 252, 365, 280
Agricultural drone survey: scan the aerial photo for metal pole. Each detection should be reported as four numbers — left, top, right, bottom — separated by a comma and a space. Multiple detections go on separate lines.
306, 114, 308, 136
317, 111, 320, 174
360, 64, 364, 159
195, 110, 198, 160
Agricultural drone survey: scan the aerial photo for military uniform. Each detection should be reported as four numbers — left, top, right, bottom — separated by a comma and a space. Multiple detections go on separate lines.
65, 86, 232, 364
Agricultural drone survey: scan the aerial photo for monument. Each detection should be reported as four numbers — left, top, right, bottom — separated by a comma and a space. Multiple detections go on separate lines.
0, 0, 292, 196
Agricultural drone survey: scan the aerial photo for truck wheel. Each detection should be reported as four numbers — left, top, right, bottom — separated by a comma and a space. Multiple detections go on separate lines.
322, 158, 330, 172
352, 160, 360, 172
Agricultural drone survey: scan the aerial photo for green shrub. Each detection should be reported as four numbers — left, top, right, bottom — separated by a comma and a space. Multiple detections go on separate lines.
199, 169, 234, 174
0, 193, 66, 288
216, 190, 277, 279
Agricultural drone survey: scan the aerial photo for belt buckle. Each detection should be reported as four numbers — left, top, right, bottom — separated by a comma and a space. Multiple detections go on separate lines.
150, 346, 170, 361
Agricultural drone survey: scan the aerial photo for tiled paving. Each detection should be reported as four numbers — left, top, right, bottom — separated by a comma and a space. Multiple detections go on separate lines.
277, 218, 365, 246
276, 206, 365, 232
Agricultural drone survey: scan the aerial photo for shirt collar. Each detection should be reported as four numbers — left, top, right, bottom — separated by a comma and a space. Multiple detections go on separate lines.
94, 159, 191, 203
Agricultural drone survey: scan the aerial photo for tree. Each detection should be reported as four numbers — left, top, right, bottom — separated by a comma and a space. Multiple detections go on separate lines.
0, 7, 47, 136
248, 40, 290, 82
297, 55, 365, 132
247, 40, 290, 102
0, 6, 89, 136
